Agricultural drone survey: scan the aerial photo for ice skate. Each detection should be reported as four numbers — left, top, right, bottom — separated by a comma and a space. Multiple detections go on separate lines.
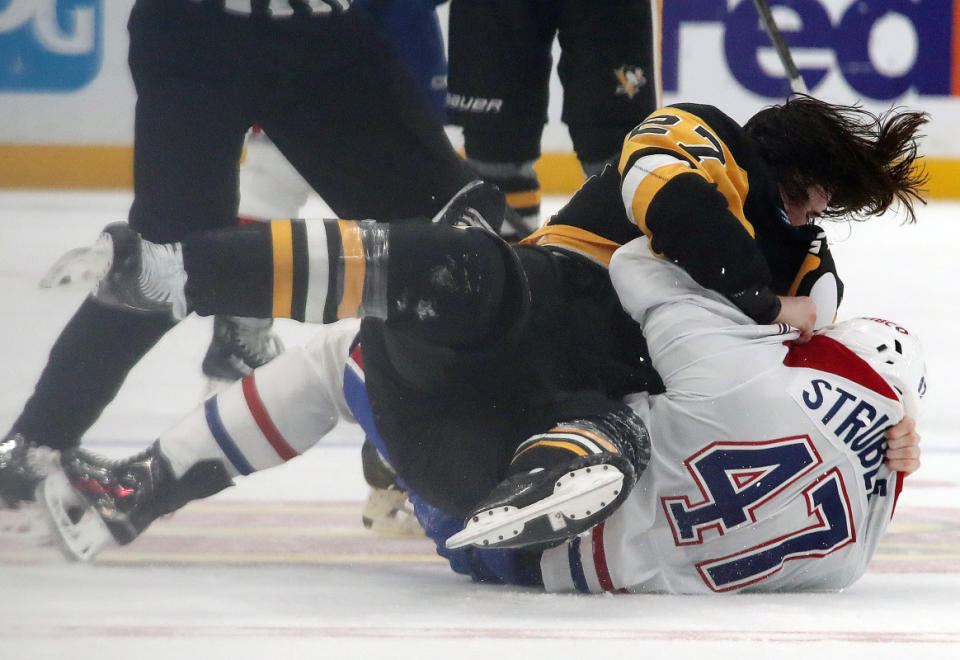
432, 179, 523, 235
360, 439, 422, 537
460, 161, 542, 238
39, 442, 233, 561
91, 222, 187, 318
446, 412, 650, 550
202, 315, 285, 394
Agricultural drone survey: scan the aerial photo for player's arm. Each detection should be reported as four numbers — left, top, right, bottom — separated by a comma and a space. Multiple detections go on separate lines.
618, 113, 781, 323
628, 168, 781, 322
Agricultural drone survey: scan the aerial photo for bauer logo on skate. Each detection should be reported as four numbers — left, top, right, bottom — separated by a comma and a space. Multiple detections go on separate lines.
663, 0, 956, 99
0, 0, 101, 91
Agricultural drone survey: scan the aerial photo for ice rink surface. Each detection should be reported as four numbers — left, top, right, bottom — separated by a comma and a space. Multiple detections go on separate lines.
0, 191, 957, 659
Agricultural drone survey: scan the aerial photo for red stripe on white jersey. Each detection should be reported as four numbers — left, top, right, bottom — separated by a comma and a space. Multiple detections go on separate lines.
784, 335, 899, 403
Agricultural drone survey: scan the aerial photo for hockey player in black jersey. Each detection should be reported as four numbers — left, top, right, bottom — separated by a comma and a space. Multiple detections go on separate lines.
15, 96, 927, 559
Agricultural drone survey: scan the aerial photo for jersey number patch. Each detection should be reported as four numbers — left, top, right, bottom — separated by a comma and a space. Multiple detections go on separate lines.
662, 435, 856, 591
629, 113, 726, 164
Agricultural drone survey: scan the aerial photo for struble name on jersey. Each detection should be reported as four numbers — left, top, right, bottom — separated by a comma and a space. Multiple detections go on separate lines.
789, 376, 895, 500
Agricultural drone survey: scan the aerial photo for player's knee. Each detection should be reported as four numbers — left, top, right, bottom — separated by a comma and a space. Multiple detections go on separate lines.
387, 223, 525, 347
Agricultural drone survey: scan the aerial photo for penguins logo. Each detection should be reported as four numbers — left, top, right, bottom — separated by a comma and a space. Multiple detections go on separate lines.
614, 66, 647, 99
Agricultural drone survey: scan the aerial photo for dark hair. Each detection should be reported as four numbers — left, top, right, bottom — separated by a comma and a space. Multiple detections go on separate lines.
744, 95, 928, 223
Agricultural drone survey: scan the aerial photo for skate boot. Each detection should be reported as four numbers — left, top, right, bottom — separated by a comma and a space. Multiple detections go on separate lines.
0, 434, 59, 542
38, 441, 233, 560
432, 179, 523, 235
446, 409, 651, 550
462, 160, 542, 239
91, 222, 187, 319
360, 439, 422, 537
201, 315, 285, 393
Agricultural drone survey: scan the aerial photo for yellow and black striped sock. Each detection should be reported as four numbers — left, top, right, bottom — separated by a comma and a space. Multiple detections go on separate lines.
184, 218, 389, 323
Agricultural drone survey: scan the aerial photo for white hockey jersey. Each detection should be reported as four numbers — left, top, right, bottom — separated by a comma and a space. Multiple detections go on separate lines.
539, 237, 905, 594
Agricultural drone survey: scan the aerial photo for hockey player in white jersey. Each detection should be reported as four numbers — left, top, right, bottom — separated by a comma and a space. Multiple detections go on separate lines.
526, 237, 926, 593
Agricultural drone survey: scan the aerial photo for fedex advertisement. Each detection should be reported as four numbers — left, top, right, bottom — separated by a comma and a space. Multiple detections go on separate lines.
663, 0, 955, 101
651, 0, 960, 162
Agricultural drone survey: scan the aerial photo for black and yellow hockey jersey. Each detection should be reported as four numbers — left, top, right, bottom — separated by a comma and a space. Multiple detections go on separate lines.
521, 103, 842, 323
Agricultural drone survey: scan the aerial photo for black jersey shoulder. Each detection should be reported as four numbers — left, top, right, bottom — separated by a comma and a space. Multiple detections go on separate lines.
669, 103, 817, 295
546, 164, 640, 246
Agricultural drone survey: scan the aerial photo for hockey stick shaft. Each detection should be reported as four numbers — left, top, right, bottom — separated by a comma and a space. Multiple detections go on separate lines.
751, 0, 808, 94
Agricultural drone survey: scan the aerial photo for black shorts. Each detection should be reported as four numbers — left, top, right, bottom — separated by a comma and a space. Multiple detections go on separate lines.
359, 244, 661, 517
447, 0, 661, 163
126, 0, 472, 242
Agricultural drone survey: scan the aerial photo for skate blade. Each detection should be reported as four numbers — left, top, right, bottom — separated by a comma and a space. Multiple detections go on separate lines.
445, 465, 625, 550
38, 242, 112, 290
36, 470, 115, 561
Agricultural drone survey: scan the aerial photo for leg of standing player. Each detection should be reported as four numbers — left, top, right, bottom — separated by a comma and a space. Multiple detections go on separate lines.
556, 0, 662, 176
447, 0, 556, 235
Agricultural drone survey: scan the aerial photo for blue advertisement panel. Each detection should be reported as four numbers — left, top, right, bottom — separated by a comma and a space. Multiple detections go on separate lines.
663, 0, 954, 100
0, 0, 102, 92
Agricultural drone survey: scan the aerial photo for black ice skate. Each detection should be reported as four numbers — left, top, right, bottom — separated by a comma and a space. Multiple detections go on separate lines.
91, 222, 187, 318
38, 442, 233, 561
432, 179, 524, 235
201, 315, 285, 392
445, 410, 651, 550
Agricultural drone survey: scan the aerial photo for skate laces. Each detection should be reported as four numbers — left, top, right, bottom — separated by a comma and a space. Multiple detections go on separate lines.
138, 240, 187, 320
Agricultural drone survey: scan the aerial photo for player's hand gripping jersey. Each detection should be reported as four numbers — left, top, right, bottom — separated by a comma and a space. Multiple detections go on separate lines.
522, 103, 842, 326
538, 238, 909, 594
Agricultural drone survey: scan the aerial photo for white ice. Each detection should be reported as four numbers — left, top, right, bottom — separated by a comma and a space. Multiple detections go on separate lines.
0, 191, 957, 659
